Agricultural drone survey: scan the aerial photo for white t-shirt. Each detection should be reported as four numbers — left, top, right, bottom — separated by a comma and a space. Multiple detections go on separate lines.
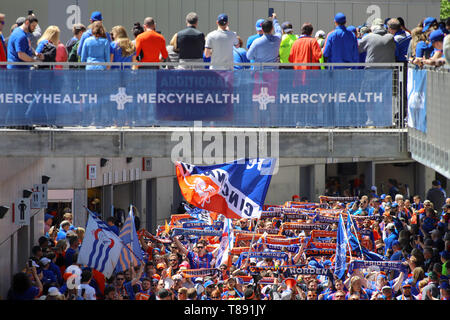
205, 28, 238, 69
78, 283, 96, 300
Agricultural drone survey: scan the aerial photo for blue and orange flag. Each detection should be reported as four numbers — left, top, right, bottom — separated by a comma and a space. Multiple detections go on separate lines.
115, 205, 143, 273
176, 158, 276, 220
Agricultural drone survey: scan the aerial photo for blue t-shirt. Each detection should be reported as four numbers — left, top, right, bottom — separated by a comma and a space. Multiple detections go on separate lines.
415, 41, 434, 59
8, 286, 40, 300
64, 247, 78, 267
42, 269, 57, 285
233, 47, 250, 69
246, 33, 263, 49
56, 229, 67, 241
35, 39, 49, 54
110, 41, 135, 69
7, 27, 33, 69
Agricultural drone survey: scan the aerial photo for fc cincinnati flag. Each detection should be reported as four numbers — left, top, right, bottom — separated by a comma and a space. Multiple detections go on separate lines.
176, 158, 276, 220
115, 205, 143, 272
77, 209, 124, 278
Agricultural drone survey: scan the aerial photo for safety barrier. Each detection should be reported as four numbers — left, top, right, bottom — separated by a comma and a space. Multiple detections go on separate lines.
407, 64, 450, 178
0, 62, 404, 129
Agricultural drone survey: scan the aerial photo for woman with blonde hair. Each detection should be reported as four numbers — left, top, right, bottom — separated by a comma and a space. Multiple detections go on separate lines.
35, 25, 61, 68
110, 25, 136, 69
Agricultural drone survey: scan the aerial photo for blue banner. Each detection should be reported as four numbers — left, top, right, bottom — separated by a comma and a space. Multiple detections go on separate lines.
407, 68, 427, 132
0, 69, 393, 127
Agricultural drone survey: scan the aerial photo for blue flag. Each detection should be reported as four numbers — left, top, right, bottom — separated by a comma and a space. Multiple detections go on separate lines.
346, 213, 362, 253
115, 205, 143, 272
334, 214, 348, 280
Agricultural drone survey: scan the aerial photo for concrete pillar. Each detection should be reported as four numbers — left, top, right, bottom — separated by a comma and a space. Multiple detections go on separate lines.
300, 165, 312, 201
313, 164, 326, 202
364, 161, 376, 193
102, 185, 113, 219
415, 164, 435, 199
73, 189, 88, 228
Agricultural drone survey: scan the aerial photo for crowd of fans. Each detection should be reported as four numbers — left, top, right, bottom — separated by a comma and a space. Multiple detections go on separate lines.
6, 178, 449, 301
0, 10, 449, 70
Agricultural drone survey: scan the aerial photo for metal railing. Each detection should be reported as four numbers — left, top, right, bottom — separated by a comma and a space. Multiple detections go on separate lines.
407, 64, 450, 179
0, 62, 405, 130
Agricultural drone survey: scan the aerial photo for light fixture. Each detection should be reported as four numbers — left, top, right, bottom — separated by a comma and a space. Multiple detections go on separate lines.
100, 158, 109, 167
22, 189, 33, 198
126, 157, 133, 163
0, 206, 9, 219
41, 175, 51, 184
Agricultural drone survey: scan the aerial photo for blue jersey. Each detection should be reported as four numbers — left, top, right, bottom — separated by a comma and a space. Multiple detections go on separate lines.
415, 41, 433, 59
323, 25, 359, 64
187, 251, 214, 269
7, 27, 33, 69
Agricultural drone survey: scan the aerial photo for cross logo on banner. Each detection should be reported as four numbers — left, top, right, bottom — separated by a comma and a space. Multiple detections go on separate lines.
252, 87, 275, 111
110, 87, 133, 110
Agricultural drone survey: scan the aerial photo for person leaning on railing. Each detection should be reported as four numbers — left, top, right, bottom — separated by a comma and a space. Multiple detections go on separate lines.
415, 30, 446, 67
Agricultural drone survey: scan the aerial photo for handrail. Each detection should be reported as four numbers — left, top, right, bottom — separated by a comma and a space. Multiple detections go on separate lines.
0, 61, 404, 68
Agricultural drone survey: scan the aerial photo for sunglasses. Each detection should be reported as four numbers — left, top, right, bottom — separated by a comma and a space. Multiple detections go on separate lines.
197, 246, 204, 249
169, 259, 177, 262
117, 278, 125, 281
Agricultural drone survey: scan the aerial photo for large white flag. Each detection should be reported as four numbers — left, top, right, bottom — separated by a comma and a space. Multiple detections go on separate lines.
77, 210, 124, 278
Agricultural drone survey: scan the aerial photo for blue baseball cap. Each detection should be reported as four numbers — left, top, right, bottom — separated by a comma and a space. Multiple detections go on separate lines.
90, 11, 103, 22
204, 280, 215, 288
323, 260, 332, 266
255, 18, 265, 31
380, 194, 386, 200
334, 12, 346, 25
392, 240, 400, 247
423, 17, 437, 32
402, 278, 413, 287
440, 251, 450, 260
217, 13, 228, 25
391, 202, 398, 208
439, 281, 449, 290
430, 29, 445, 43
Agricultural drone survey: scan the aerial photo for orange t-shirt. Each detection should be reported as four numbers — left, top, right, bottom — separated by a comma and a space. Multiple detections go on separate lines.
135, 30, 168, 63
289, 36, 322, 70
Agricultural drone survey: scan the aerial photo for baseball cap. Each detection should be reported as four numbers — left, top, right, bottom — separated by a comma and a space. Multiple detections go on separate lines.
217, 13, 228, 25
380, 194, 386, 200
90, 11, 103, 22
430, 29, 445, 43
442, 204, 450, 210
204, 280, 215, 288
323, 260, 332, 266
440, 251, 450, 260
40, 257, 51, 266
16, 17, 26, 26
255, 19, 264, 31
386, 223, 395, 230
48, 287, 60, 296
381, 285, 391, 291
334, 12, 346, 25
439, 281, 449, 290
392, 240, 400, 247
315, 30, 326, 38
372, 18, 384, 27
391, 202, 398, 208
423, 17, 437, 32
281, 21, 293, 33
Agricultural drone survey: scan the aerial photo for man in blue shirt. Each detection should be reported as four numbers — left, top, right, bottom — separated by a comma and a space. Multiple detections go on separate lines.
7, 15, 43, 68
246, 13, 282, 66
323, 13, 359, 64
246, 19, 264, 49
77, 11, 111, 56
